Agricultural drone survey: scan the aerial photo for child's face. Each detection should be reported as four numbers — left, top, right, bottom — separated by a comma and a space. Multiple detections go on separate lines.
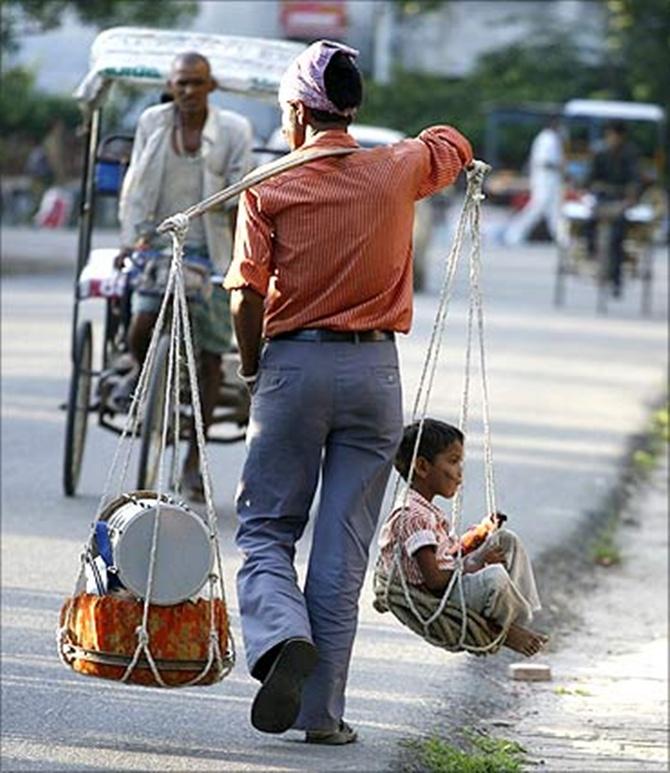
422, 440, 464, 499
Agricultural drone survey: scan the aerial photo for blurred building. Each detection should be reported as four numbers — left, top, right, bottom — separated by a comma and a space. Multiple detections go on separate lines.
14, 1, 608, 94
395, 1, 606, 77
193, 0, 607, 81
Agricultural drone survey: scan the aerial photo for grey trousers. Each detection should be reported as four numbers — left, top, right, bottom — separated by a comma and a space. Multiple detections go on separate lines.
462, 529, 542, 629
235, 338, 403, 731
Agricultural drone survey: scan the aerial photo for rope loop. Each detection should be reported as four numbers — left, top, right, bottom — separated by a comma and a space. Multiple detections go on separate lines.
159, 211, 190, 239
379, 158, 503, 654
466, 160, 491, 202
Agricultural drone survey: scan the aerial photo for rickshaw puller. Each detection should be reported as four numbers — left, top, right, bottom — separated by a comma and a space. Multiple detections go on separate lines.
115, 51, 253, 499
585, 120, 641, 297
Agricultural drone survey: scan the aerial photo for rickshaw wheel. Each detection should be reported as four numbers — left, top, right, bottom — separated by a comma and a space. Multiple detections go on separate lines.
63, 321, 93, 496
137, 335, 174, 490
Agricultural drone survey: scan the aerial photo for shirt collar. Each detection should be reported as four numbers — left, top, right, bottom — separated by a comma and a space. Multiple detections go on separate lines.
407, 488, 445, 518
299, 129, 359, 152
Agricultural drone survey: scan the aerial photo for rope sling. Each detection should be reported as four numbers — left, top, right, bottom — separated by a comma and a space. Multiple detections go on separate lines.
57, 147, 356, 688
372, 160, 510, 655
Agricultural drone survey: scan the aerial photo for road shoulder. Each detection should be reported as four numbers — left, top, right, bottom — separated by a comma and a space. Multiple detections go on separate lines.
482, 453, 668, 771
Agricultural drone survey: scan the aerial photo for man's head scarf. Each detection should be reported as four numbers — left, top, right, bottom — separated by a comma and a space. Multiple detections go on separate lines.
278, 39, 360, 118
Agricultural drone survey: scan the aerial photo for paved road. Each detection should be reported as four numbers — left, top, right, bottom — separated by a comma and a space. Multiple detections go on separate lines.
1, 223, 667, 771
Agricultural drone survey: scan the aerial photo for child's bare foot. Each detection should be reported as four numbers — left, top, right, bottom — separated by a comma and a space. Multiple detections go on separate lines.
502, 623, 548, 657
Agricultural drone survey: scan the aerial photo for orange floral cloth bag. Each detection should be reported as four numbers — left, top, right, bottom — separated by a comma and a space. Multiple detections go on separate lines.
59, 593, 232, 688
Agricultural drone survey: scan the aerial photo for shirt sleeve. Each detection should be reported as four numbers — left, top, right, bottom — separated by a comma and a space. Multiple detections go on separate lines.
396, 507, 438, 559
414, 125, 473, 200
223, 188, 273, 295
118, 112, 150, 248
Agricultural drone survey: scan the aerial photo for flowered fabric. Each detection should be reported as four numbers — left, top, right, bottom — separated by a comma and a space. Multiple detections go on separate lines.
59, 593, 230, 687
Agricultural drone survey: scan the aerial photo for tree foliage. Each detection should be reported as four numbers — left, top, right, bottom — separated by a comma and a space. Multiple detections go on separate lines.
0, 66, 80, 139
359, 33, 606, 162
604, 0, 670, 107
0, 0, 198, 172
1, 0, 198, 53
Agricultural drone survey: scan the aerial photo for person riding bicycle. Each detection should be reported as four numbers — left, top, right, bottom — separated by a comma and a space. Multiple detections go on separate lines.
586, 121, 640, 297
113, 51, 253, 500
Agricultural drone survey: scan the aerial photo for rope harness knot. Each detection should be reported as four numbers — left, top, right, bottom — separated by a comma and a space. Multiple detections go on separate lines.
466, 160, 491, 202
156, 211, 190, 238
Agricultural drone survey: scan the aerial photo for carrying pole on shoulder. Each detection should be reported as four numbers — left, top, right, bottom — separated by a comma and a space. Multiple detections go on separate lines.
156, 146, 356, 234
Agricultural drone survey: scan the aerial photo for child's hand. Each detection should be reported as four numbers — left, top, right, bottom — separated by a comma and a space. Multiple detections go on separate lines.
482, 546, 505, 566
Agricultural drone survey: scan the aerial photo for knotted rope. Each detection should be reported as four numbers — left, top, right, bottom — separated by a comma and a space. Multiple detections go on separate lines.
61, 145, 362, 686
378, 159, 508, 654
60, 216, 233, 687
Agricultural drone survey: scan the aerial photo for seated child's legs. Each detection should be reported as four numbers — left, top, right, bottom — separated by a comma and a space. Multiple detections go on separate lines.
486, 529, 541, 615
460, 563, 532, 630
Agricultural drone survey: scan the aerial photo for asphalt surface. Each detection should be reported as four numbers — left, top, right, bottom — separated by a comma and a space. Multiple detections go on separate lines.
1, 217, 668, 771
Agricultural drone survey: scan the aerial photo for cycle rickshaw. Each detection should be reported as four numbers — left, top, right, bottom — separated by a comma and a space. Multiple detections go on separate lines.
63, 26, 304, 496
554, 99, 667, 314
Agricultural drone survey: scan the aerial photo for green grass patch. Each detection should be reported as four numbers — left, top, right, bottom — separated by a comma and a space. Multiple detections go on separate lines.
589, 514, 622, 566
554, 686, 592, 696
651, 405, 669, 443
403, 730, 527, 773
589, 401, 668, 567
633, 403, 669, 479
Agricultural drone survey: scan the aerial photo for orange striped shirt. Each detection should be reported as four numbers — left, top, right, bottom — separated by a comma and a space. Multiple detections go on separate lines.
223, 126, 472, 337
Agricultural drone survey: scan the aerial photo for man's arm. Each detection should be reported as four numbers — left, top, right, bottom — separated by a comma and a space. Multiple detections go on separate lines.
230, 287, 265, 378
118, 113, 151, 245
415, 125, 473, 200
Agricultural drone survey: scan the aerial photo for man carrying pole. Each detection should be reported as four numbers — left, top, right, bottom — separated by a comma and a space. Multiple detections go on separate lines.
224, 40, 473, 744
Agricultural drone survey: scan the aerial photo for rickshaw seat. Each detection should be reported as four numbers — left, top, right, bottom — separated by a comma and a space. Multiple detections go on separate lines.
95, 134, 134, 196
78, 248, 127, 300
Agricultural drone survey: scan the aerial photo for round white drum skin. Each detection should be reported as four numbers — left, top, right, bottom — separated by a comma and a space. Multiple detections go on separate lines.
108, 499, 213, 605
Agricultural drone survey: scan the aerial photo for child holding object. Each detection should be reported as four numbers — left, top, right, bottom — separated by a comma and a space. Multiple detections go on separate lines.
377, 419, 547, 656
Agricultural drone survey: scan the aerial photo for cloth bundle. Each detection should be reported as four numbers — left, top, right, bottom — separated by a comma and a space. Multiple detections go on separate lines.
59, 593, 230, 687
372, 560, 503, 655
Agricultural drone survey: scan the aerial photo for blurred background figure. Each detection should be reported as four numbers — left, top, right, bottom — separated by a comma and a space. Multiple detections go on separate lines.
503, 115, 563, 247
24, 142, 54, 206
585, 120, 640, 297
28, 118, 74, 228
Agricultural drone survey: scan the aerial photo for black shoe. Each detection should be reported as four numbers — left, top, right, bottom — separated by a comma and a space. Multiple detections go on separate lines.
251, 638, 318, 734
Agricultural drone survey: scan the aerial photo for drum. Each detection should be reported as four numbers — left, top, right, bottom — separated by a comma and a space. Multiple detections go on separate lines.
101, 491, 213, 606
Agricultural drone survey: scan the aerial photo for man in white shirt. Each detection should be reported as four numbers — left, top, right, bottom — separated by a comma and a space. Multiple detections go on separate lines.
504, 116, 563, 246
116, 52, 253, 498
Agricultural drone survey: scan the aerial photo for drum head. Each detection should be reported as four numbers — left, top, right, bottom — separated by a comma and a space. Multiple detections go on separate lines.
111, 502, 213, 605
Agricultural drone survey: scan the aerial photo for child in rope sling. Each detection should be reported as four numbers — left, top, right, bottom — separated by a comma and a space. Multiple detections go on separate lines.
376, 419, 548, 657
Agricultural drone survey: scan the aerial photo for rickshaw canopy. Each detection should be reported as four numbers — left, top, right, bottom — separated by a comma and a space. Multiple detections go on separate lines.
563, 99, 666, 124
73, 26, 306, 108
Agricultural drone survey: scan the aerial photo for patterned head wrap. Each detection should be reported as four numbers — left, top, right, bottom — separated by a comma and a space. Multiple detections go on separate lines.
278, 39, 360, 118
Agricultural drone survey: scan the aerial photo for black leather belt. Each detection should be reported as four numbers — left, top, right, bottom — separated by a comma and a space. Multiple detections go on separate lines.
272, 329, 395, 343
